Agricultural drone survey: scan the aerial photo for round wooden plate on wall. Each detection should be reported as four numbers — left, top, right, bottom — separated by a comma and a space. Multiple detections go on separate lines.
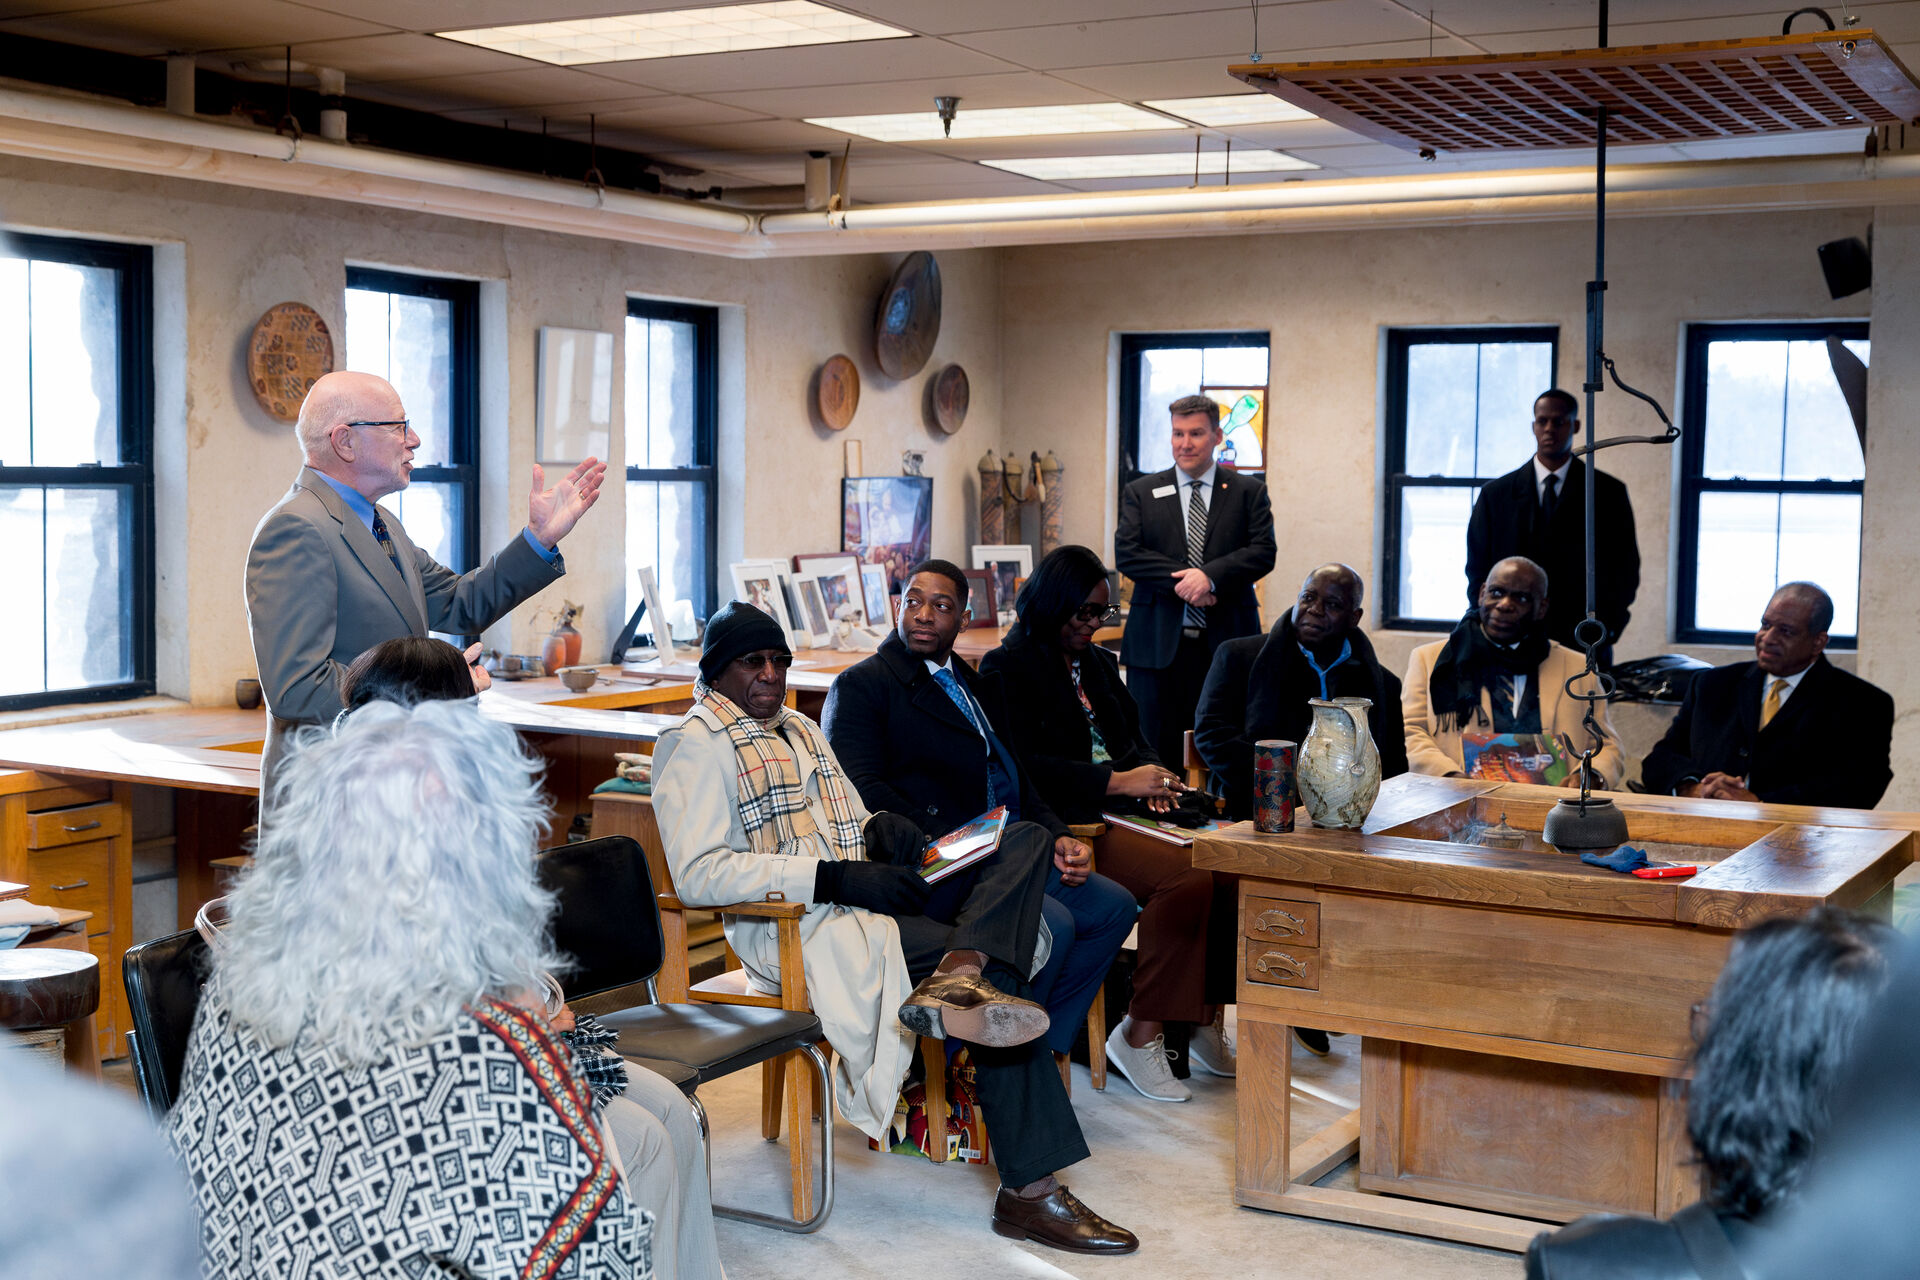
817, 354, 860, 430
247, 302, 335, 422
873, 250, 941, 379
931, 363, 969, 435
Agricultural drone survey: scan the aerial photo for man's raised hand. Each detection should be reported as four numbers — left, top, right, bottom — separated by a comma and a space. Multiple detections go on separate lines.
528, 458, 607, 549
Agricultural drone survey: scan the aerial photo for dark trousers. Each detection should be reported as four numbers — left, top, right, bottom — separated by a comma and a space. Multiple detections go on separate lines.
1033, 872, 1135, 1054
893, 821, 1090, 1187
1130, 631, 1218, 768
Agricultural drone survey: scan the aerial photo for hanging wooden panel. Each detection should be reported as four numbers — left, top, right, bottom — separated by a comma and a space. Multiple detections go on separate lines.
1231, 30, 1920, 154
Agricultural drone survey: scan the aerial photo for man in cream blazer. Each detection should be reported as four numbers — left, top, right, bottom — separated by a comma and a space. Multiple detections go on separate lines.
245, 371, 603, 788
1403, 556, 1623, 788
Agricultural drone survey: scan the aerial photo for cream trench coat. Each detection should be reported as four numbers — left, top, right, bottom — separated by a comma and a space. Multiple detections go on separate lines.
1401, 637, 1625, 788
651, 705, 916, 1140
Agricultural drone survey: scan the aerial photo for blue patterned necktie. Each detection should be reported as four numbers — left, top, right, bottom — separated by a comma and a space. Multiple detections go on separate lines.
933, 666, 997, 807
1184, 477, 1208, 629
370, 510, 403, 574
1493, 672, 1516, 722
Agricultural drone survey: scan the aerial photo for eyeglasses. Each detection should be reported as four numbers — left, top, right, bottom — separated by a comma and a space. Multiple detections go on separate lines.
343, 419, 412, 436
1073, 604, 1121, 624
733, 652, 794, 672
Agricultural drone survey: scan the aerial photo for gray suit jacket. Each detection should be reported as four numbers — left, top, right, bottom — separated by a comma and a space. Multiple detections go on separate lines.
245, 466, 563, 782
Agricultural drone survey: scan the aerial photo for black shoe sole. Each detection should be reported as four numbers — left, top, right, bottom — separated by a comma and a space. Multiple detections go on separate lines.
990, 1217, 1140, 1255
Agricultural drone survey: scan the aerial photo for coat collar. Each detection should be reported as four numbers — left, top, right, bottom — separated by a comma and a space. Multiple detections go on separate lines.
296, 465, 426, 634
878, 631, 983, 735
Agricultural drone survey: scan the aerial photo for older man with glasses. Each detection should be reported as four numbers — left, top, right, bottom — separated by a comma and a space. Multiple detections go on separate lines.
245, 370, 604, 790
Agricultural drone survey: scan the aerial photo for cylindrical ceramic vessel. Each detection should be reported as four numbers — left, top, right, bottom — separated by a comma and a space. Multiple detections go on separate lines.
1253, 739, 1297, 833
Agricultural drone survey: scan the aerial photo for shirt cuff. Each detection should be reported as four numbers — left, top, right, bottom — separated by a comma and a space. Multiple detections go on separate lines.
522, 527, 563, 566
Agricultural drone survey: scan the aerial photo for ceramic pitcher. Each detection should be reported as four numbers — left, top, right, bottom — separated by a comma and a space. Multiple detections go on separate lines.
1298, 696, 1382, 829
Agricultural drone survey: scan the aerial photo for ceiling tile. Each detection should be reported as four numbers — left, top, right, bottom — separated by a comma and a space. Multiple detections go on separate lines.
576, 33, 1016, 92
699, 69, 1088, 117
0, 0, 394, 55
216, 32, 535, 82
944, 1, 1430, 70
1426, 2, 1792, 39
285, 0, 745, 33
1047, 36, 1483, 99
829, 0, 1235, 38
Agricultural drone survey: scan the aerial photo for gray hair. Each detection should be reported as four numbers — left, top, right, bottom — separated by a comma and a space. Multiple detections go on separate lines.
1774, 581, 1835, 635
217, 700, 562, 1065
1491, 554, 1549, 597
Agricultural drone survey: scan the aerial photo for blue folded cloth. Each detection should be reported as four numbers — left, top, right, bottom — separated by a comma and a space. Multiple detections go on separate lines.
1581, 845, 1651, 873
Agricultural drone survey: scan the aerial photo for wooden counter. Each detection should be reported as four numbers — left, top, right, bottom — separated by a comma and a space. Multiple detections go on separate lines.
1193, 775, 1912, 1251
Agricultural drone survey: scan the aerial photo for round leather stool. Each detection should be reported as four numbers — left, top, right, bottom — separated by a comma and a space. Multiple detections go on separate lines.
0, 948, 101, 1035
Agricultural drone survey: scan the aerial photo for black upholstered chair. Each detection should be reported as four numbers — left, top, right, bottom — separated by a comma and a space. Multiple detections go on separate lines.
122, 928, 211, 1116
538, 835, 835, 1233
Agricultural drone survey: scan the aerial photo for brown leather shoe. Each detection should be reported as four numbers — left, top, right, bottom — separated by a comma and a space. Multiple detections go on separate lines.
897, 971, 1050, 1047
991, 1184, 1139, 1255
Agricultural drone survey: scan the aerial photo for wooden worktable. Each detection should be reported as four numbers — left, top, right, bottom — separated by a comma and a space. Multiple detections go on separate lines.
1193, 775, 1913, 1251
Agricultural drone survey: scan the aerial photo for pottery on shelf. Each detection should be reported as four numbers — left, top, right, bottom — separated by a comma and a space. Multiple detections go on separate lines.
1297, 697, 1382, 830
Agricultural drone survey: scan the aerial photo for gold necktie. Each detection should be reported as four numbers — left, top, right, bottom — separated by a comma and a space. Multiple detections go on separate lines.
1760, 678, 1787, 729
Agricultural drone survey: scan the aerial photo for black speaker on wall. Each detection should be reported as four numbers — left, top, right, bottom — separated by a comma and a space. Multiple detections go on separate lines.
1818, 235, 1872, 298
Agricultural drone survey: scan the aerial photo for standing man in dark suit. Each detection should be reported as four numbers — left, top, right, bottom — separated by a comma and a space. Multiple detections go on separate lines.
1465, 388, 1639, 663
246, 371, 603, 788
1116, 394, 1277, 766
1641, 582, 1893, 809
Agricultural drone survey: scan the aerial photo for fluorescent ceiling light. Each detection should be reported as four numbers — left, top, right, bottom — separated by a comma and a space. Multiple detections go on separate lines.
1144, 93, 1317, 127
436, 2, 909, 66
806, 102, 1175, 142
983, 150, 1319, 180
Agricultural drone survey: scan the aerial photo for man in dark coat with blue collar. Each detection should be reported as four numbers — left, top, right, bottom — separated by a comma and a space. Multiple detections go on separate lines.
1194, 563, 1408, 821
1641, 582, 1893, 809
1116, 394, 1277, 766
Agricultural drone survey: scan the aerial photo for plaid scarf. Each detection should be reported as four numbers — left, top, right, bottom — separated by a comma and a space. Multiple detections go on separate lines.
697, 683, 866, 864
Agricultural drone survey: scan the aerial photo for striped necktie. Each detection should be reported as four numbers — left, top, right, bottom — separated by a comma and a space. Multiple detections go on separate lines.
370, 510, 403, 574
1184, 477, 1208, 628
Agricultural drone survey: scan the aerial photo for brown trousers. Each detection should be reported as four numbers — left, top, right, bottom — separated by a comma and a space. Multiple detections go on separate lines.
1095, 833, 1238, 1024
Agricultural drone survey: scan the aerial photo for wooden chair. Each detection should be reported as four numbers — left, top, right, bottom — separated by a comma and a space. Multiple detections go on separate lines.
1182, 730, 1209, 793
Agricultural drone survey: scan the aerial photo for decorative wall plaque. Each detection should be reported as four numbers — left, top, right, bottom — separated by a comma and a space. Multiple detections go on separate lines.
247, 302, 335, 422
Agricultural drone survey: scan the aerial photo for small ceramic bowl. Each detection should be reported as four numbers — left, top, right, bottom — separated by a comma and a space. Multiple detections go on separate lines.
558, 666, 599, 692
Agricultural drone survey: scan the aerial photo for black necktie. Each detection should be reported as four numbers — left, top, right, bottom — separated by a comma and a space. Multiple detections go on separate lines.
1540, 473, 1560, 523
370, 510, 403, 574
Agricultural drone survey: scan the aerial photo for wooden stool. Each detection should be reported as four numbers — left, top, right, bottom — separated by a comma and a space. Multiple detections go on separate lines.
0, 949, 101, 1067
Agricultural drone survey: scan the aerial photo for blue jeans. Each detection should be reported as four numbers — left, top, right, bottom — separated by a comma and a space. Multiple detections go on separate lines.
1031, 868, 1137, 1056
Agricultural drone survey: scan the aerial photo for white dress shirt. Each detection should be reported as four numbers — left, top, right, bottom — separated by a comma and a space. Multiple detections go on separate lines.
1761, 663, 1811, 720
1532, 457, 1572, 507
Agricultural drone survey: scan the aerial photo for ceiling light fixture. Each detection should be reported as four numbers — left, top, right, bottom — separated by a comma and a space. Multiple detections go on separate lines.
1144, 94, 1316, 127
806, 102, 1175, 142
982, 150, 1316, 180
435, 2, 910, 66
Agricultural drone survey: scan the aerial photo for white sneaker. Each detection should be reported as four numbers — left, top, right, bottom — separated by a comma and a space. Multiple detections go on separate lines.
1105, 1024, 1191, 1102
1189, 1016, 1237, 1078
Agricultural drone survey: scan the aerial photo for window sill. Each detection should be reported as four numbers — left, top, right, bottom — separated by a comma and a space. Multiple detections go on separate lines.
0, 695, 190, 734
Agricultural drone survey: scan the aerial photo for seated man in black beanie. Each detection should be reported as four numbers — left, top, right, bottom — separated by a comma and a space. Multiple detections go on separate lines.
650, 601, 1138, 1256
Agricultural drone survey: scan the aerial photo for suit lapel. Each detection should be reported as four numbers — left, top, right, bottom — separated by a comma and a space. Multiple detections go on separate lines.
1760, 659, 1823, 739
1203, 471, 1230, 556
1735, 663, 1765, 743
298, 469, 428, 635
374, 502, 431, 628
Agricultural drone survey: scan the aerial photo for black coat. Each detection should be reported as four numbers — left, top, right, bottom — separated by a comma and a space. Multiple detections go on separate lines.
1639, 656, 1894, 810
821, 631, 1070, 842
977, 631, 1161, 826
1194, 612, 1408, 820
1525, 1203, 1763, 1280
1465, 458, 1639, 650
1115, 466, 1276, 670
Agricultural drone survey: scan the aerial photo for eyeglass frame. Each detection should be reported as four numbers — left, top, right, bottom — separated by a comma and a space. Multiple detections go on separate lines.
341, 419, 414, 437
1072, 603, 1122, 624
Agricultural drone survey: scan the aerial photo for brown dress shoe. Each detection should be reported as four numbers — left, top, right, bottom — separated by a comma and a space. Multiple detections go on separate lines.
898, 971, 1050, 1047
991, 1185, 1139, 1255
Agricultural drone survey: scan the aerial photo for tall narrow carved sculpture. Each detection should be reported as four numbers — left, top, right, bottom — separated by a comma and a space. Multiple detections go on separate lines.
1038, 451, 1064, 558
977, 449, 1005, 544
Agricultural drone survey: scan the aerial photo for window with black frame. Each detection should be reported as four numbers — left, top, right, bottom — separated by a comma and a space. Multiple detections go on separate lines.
1676, 321, 1867, 646
1116, 332, 1269, 490
343, 267, 478, 573
0, 233, 153, 711
1381, 326, 1558, 630
625, 298, 717, 624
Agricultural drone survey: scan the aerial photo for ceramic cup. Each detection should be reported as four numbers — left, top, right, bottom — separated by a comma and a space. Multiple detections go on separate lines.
1253, 739, 1297, 834
235, 677, 262, 710
558, 666, 599, 692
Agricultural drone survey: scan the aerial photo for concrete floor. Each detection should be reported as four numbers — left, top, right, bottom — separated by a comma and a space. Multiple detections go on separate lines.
701, 1021, 1524, 1280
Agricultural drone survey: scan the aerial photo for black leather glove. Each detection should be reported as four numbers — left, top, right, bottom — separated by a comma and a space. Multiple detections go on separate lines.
863, 812, 931, 867
814, 859, 932, 916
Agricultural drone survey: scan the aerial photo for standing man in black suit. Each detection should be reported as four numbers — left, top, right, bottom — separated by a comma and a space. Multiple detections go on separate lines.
1464, 388, 1639, 664
1116, 394, 1277, 766
1641, 582, 1894, 809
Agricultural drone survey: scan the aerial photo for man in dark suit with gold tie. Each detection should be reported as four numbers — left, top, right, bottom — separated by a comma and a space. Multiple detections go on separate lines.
1115, 394, 1277, 767
1641, 582, 1894, 809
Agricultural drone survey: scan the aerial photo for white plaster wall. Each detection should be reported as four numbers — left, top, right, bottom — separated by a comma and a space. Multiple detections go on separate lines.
0, 155, 1002, 702
998, 208, 1877, 686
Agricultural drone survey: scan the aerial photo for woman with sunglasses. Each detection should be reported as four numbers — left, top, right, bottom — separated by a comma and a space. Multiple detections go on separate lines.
980, 545, 1238, 1104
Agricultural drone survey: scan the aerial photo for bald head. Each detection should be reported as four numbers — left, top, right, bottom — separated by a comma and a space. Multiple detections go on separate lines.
1294, 563, 1365, 648
295, 371, 403, 464
295, 371, 416, 501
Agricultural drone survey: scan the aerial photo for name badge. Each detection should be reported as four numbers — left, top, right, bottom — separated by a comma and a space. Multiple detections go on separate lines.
1151, 484, 1176, 498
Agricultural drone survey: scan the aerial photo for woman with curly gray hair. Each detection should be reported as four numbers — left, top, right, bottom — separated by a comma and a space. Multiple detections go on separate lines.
167, 699, 667, 1278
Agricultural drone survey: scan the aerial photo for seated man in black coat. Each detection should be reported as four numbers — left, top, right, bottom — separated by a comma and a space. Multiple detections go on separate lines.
1641, 582, 1893, 809
1195, 563, 1408, 821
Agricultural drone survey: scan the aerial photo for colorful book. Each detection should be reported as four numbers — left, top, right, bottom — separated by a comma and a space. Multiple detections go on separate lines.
916, 806, 1009, 883
1099, 811, 1238, 846
1460, 731, 1573, 786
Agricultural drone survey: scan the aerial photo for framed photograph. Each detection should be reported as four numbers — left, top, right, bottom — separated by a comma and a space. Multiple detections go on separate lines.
971, 544, 1033, 619
634, 565, 678, 665
789, 572, 835, 647
792, 551, 861, 583
859, 563, 892, 627
737, 558, 808, 648
730, 562, 795, 633
960, 568, 997, 629
536, 326, 614, 464
843, 476, 933, 591
813, 562, 865, 626
1201, 385, 1267, 470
